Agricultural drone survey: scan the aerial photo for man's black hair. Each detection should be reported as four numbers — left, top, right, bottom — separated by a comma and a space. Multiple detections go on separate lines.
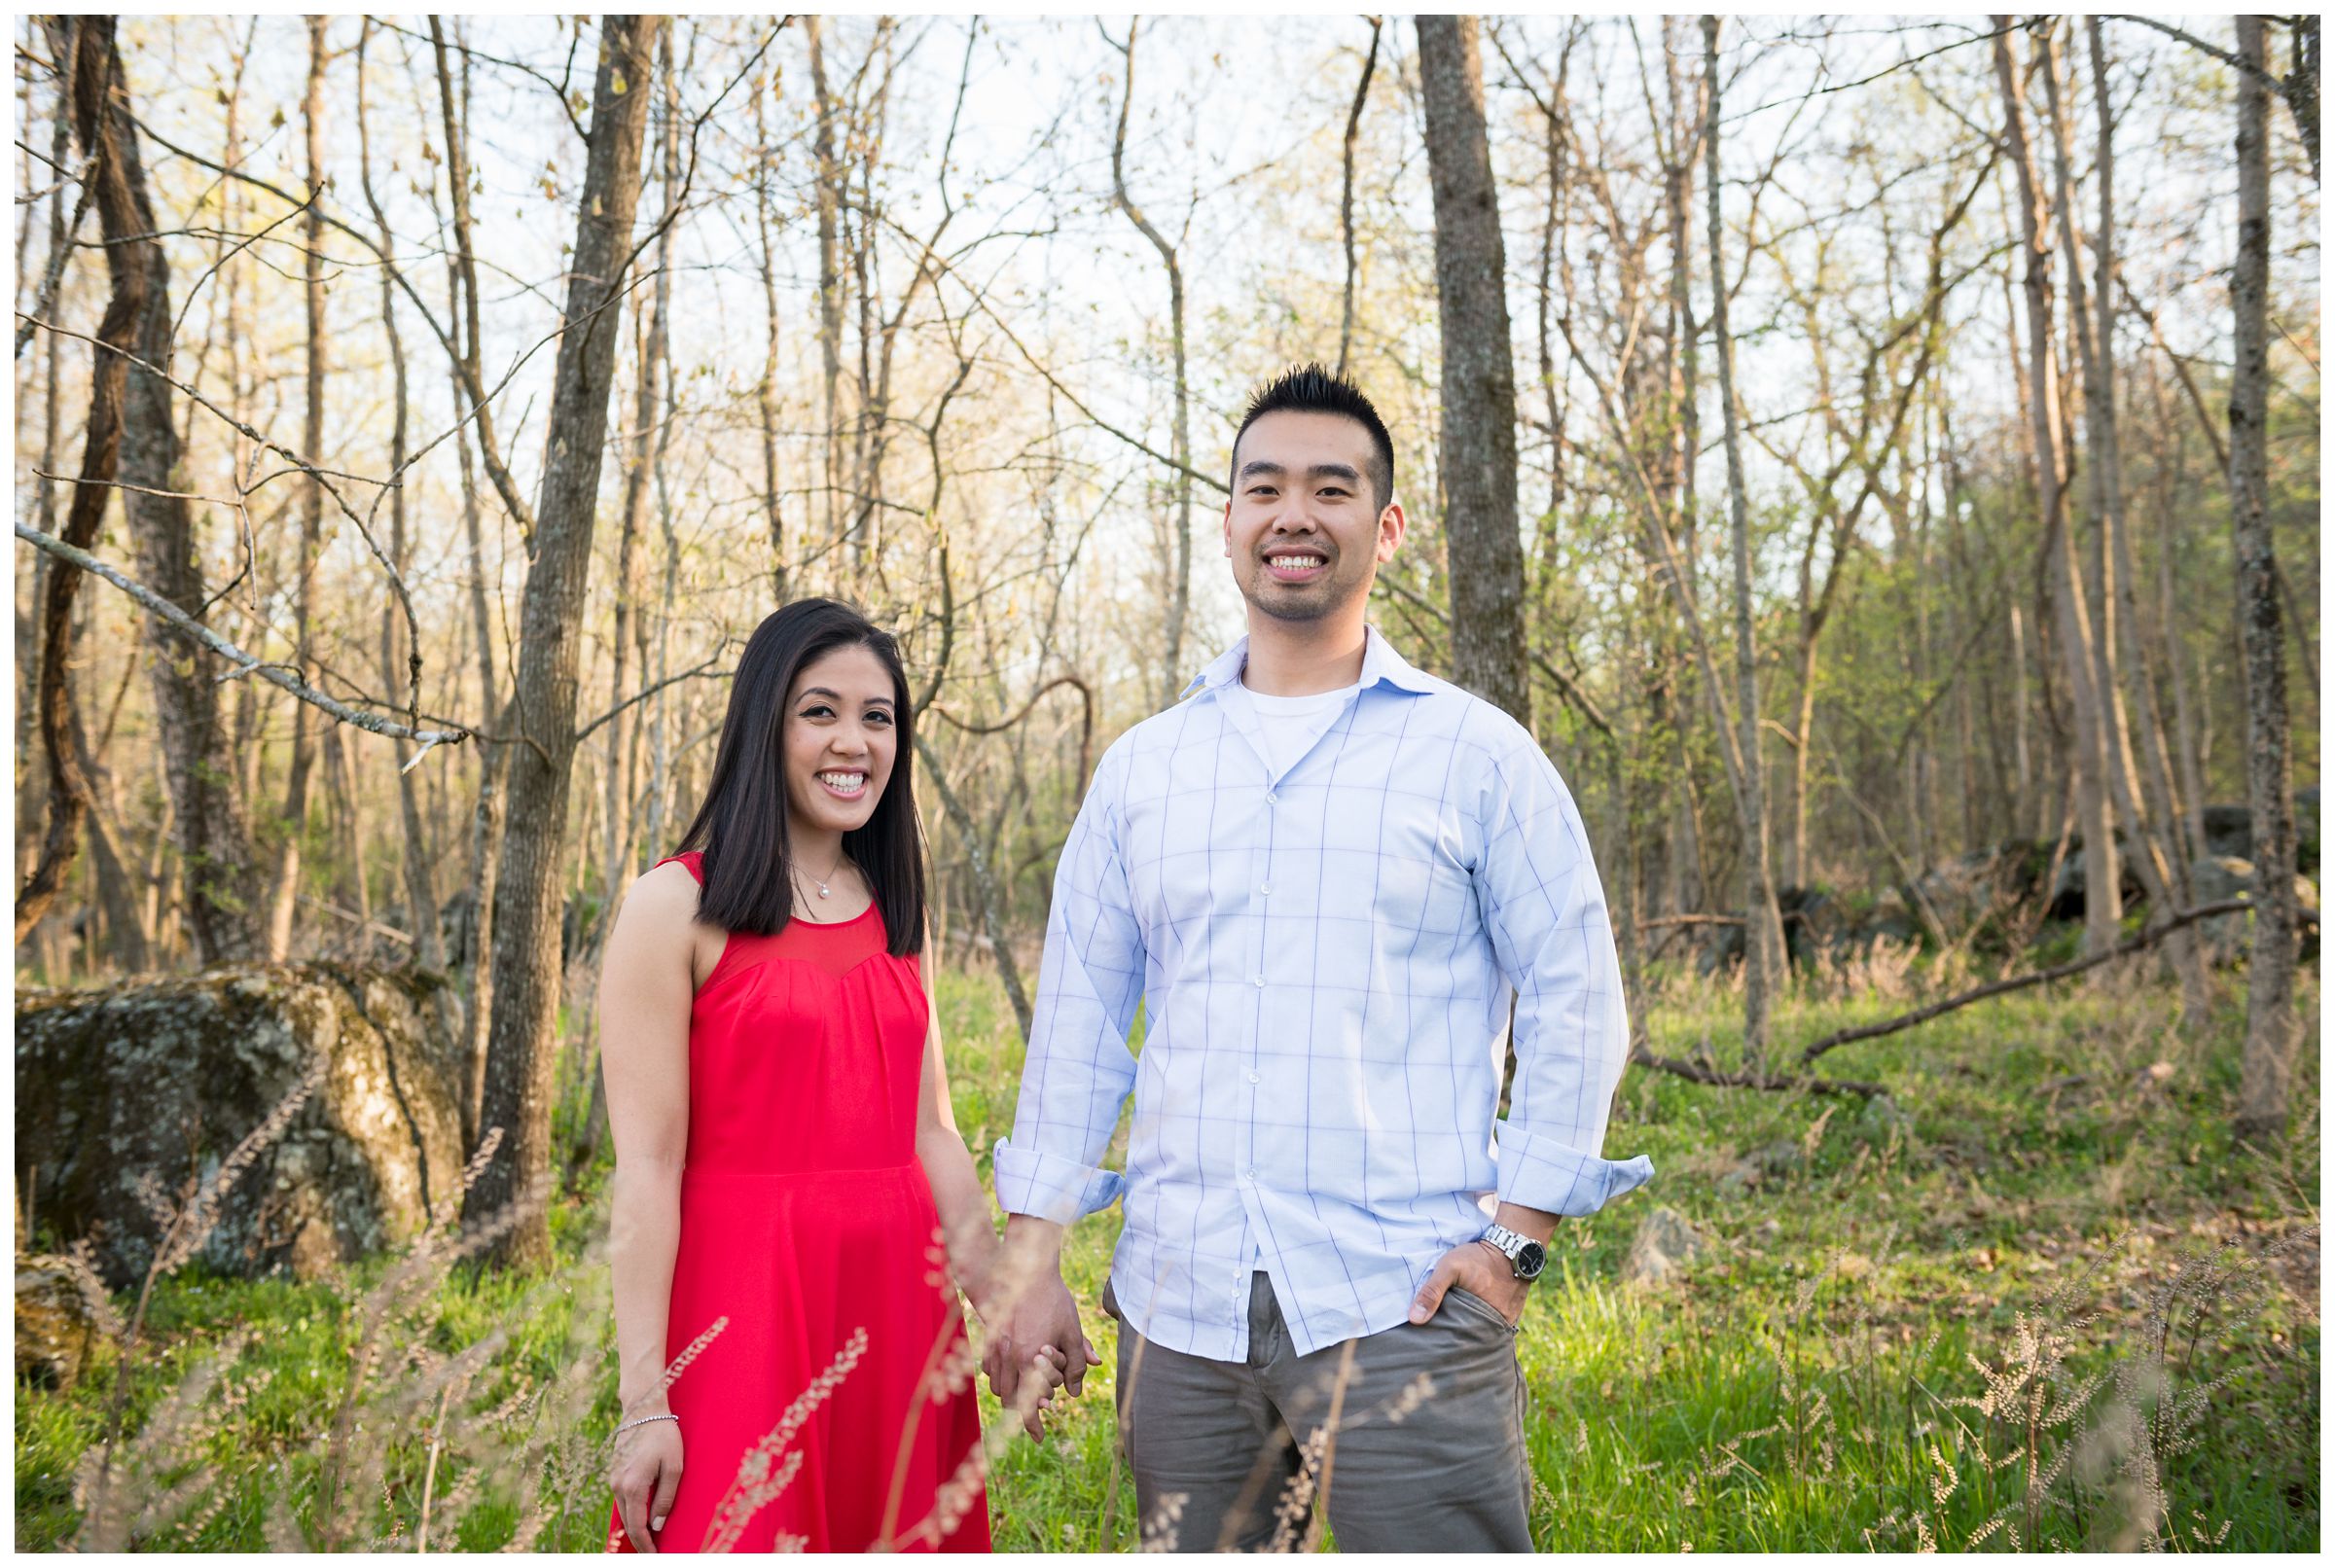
1230, 363, 1396, 512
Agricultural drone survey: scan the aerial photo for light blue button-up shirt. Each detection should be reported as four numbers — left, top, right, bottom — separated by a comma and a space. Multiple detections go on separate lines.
993, 627, 1652, 1361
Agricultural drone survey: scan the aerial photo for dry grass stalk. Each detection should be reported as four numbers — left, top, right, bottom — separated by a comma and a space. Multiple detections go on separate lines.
74, 1058, 327, 1549
697, 1326, 869, 1551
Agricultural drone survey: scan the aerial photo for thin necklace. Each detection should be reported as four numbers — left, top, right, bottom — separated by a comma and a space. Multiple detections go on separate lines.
796, 848, 846, 901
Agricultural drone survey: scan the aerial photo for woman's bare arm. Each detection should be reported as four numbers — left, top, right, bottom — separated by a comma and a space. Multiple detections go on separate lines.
914, 939, 1003, 1313
603, 861, 700, 1549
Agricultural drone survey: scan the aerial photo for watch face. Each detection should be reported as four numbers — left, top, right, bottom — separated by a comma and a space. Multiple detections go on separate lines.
1515, 1240, 1547, 1280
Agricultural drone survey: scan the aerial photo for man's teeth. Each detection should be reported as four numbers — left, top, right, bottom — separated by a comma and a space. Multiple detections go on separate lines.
1268, 554, 1327, 568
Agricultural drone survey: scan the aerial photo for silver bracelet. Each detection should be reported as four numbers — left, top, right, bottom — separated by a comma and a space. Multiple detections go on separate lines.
615, 1411, 679, 1437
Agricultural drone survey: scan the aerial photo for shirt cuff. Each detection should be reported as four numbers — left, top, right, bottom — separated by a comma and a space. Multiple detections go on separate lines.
1493, 1122, 1654, 1217
991, 1136, 1127, 1225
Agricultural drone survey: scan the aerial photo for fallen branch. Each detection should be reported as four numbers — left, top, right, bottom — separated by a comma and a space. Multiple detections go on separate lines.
15, 520, 468, 753
1799, 899, 2254, 1064
1630, 1047, 1885, 1098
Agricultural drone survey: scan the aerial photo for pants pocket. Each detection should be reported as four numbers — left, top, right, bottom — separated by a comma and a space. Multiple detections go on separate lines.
1443, 1285, 1519, 1335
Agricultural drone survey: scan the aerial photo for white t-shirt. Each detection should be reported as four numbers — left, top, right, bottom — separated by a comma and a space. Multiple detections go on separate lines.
1232, 676, 1362, 782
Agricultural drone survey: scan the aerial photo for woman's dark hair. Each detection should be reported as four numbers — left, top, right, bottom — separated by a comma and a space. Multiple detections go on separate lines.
674, 598, 924, 957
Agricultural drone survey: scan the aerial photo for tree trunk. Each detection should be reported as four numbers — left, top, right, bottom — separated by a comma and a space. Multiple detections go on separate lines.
356, 18, 447, 974
2229, 16, 2299, 1144
61, 16, 262, 964
1703, 15, 1784, 1053
18, 20, 116, 944
1111, 20, 1194, 712
807, 17, 844, 576
465, 15, 665, 1266
1417, 15, 1530, 728
265, 17, 333, 962
1336, 18, 1383, 378
2044, 21, 2209, 1024
1994, 18, 2120, 964
752, 67, 788, 602
599, 35, 679, 955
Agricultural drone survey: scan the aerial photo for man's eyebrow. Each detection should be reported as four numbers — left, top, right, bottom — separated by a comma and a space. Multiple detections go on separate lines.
1236, 460, 1362, 484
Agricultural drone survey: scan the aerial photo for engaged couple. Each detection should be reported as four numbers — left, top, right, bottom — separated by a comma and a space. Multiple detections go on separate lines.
602, 366, 1651, 1552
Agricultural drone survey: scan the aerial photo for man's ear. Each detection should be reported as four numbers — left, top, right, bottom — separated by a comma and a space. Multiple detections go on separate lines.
1222, 501, 1234, 556
1377, 500, 1406, 562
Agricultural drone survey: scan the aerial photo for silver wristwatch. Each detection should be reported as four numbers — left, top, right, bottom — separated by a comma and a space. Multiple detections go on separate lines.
1479, 1222, 1548, 1281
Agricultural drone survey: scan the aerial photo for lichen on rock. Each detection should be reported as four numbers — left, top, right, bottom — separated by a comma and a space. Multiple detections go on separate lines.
16, 964, 465, 1289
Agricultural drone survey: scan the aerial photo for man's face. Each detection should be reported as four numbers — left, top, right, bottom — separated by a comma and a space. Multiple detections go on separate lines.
1223, 410, 1403, 624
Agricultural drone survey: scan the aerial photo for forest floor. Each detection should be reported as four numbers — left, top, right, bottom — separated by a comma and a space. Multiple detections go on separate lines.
14, 958, 2320, 1551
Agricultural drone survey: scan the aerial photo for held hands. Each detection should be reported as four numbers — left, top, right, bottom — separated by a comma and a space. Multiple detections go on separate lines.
611, 1412, 684, 1553
977, 1244, 1101, 1442
1408, 1238, 1528, 1329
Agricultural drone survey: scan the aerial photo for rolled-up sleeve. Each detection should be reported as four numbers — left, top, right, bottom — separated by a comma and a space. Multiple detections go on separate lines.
991, 744, 1143, 1226
1474, 733, 1653, 1217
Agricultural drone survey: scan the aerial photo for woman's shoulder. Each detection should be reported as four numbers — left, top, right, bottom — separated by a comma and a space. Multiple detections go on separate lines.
619, 858, 707, 927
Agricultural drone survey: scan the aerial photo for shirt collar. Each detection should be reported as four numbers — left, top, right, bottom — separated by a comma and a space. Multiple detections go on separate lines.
1180, 624, 1438, 701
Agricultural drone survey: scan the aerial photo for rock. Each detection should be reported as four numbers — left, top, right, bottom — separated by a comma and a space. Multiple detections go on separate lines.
1775, 886, 1836, 972
2047, 839, 2146, 921
15, 964, 466, 1290
2189, 856, 2321, 965
2201, 803, 2255, 862
1621, 1206, 1713, 1288
15, 1255, 104, 1390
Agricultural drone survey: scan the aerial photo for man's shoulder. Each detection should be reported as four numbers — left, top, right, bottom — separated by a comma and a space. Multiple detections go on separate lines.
1379, 670, 1543, 765
1108, 690, 1233, 754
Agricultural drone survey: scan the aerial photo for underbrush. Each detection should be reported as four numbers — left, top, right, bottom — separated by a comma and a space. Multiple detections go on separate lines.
14, 966, 2319, 1550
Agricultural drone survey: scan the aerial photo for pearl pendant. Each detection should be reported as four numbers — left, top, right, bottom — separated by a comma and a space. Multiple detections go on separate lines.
817, 884, 830, 899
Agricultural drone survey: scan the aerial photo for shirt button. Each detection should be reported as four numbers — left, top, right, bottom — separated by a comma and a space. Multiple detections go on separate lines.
1265, 790, 1278, 803
1259, 881, 1273, 896
1247, 1070, 1261, 1084
1252, 974, 1266, 988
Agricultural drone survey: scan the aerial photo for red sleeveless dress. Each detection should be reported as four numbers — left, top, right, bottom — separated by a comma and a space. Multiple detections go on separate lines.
610, 851, 990, 1552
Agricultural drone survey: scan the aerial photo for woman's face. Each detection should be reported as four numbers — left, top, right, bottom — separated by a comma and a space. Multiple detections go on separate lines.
780, 644, 899, 843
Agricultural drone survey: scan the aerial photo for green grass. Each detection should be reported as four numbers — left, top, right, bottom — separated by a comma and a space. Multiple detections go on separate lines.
16, 963, 2319, 1550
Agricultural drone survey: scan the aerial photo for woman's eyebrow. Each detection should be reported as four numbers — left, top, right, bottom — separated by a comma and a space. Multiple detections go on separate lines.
797, 686, 843, 703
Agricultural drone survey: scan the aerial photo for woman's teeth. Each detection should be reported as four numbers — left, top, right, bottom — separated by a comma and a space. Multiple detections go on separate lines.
816, 770, 867, 797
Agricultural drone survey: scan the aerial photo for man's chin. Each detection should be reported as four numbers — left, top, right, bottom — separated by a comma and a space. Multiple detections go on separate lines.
1241, 580, 1356, 624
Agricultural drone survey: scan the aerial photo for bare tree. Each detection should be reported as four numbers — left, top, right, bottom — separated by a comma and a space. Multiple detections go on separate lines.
1110, 18, 1195, 712
2228, 16, 2300, 1143
356, 18, 447, 974
466, 15, 667, 1266
47, 15, 261, 962
1703, 15, 1784, 1051
1337, 17, 1383, 378
1994, 17, 2121, 965
264, 17, 333, 962
1417, 14, 1530, 727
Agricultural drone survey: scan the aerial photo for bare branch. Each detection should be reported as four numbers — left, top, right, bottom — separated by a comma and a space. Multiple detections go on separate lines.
15, 520, 468, 752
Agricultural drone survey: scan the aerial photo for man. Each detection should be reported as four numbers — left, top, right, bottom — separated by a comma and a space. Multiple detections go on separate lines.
988, 365, 1650, 1550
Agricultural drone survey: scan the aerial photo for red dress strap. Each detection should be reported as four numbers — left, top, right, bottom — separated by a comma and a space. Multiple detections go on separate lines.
655, 850, 705, 884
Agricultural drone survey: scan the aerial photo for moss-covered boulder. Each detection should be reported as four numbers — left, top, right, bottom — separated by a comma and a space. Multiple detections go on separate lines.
15, 965, 465, 1289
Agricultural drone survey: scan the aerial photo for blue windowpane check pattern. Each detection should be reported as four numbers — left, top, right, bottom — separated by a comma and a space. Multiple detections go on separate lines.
993, 628, 1653, 1361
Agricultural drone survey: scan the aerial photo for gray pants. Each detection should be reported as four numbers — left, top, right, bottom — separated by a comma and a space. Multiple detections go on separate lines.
1113, 1273, 1533, 1552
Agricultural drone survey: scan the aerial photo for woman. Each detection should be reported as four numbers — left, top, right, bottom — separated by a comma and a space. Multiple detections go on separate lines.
603, 599, 1054, 1552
